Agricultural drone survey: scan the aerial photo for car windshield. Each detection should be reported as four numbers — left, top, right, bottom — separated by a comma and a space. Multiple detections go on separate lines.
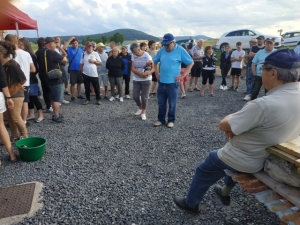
252, 30, 263, 35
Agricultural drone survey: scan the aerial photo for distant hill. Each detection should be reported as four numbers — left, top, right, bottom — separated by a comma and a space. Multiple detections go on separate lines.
175, 35, 214, 40
25, 28, 213, 44
26, 28, 160, 43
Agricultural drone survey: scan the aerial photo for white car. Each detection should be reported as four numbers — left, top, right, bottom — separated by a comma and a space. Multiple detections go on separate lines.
281, 31, 300, 46
216, 29, 282, 51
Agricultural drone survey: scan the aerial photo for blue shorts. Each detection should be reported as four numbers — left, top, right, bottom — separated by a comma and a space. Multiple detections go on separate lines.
29, 83, 39, 96
50, 84, 63, 102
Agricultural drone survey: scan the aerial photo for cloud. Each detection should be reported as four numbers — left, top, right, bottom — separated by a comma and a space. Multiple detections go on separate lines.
9, 0, 300, 39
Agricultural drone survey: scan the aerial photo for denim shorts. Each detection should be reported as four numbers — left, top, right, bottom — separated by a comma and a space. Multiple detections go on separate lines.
50, 83, 63, 102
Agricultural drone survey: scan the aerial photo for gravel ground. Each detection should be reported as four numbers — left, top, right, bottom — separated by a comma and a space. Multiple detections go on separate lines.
0, 76, 280, 225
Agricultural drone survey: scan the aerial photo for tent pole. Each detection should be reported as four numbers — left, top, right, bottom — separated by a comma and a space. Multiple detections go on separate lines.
37, 29, 39, 38
15, 22, 19, 38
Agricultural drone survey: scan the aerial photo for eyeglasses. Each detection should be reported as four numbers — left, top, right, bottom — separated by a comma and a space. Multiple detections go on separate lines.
261, 65, 275, 71
163, 41, 173, 47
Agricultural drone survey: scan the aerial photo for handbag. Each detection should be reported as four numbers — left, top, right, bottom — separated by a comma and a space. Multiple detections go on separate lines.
67, 48, 79, 73
44, 50, 62, 79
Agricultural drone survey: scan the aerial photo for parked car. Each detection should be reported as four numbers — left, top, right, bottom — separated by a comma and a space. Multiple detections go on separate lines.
216, 29, 282, 51
281, 31, 300, 46
175, 39, 196, 48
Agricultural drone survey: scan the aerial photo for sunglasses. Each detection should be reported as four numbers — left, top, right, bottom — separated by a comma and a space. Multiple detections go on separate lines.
163, 41, 173, 47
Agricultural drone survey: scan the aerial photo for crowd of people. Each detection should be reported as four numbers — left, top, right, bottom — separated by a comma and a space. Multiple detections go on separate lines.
0, 32, 299, 161
1, 32, 300, 219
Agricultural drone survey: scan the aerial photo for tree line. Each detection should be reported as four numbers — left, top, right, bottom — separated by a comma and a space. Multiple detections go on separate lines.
81, 32, 124, 45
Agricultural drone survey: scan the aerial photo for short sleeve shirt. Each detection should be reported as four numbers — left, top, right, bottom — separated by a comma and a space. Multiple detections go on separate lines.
252, 48, 276, 76
218, 82, 300, 173
14, 49, 33, 86
231, 50, 245, 68
66, 47, 84, 71
190, 45, 204, 62
154, 44, 193, 83
80, 51, 101, 77
131, 52, 152, 81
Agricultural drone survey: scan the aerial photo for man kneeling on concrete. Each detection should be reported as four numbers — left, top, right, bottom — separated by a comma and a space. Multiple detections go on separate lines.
173, 49, 300, 213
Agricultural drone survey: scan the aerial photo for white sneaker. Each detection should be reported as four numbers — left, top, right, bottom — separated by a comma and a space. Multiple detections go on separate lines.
115, 95, 119, 99
220, 85, 224, 90
63, 99, 69, 104
134, 109, 142, 116
181, 93, 186, 99
141, 114, 146, 120
243, 94, 251, 101
120, 97, 124, 102
109, 96, 115, 102
125, 95, 130, 99
223, 86, 228, 90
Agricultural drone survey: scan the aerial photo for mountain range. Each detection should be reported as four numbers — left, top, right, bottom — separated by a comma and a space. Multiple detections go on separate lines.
26, 28, 213, 43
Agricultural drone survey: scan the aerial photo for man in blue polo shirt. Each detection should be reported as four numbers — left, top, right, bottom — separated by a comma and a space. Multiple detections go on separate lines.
153, 33, 193, 128
63, 37, 85, 101
251, 38, 276, 100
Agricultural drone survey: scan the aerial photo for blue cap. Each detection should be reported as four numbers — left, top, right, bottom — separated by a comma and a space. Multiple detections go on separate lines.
262, 49, 300, 69
161, 33, 175, 45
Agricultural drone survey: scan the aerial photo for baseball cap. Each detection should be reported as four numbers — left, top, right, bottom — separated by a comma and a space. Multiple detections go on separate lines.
96, 42, 105, 47
249, 38, 257, 43
161, 33, 175, 45
256, 35, 265, 40
261, 49, 300, 69
44, 37, 55, 44
265, 38, 275, 43
85, 41, 92, 47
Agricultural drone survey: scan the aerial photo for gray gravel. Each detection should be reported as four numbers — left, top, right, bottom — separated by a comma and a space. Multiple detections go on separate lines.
0, 76, 280, 225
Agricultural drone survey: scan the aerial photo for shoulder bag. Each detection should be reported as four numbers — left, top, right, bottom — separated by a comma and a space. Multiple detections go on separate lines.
45, 50, 62, 79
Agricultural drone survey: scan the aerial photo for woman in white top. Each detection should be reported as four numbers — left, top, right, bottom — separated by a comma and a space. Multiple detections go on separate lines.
130, 43, 154, 121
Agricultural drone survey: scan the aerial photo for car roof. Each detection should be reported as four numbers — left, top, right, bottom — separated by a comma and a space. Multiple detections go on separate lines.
282, 30, 300, 33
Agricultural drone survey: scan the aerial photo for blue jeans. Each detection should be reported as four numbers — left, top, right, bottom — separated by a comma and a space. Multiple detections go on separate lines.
186, 150, 237, 208
157, 82, 179, 123
246, 67, 254, 95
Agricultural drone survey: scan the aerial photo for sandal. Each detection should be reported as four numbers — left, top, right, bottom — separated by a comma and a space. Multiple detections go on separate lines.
27, 117, 35, 121
210, 93, 215, 97
9, 155, 19, 163
200, 93, 204, 97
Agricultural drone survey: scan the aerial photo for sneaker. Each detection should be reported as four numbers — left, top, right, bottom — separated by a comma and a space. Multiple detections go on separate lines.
141, 114, 146, 121
243, 94, 251, 101
220, 85, 224, 90
119, 97, 124, 102
109, 96, 115, 102
167, 122, 174, 128
173, 196, 200, 214
194, 87, 200, 91
77, 95, 85, 99
134, 109, 142, 116
125, 95, 130, 99
97, 100, 101, 105
223, 86, 228, 90
63, 99, 69, 104
64, 90, 70, 95
71, 97, 75, 101
228, 86, 234, 91
188, 87, 193, 92
83, 100, 90, 105
234, 86, 239, 92
115, 95, 119, 99
52, 115, 63, 123
214, 184, 231, 206
154, 121, 162, 127
181, 93, 186, 99
45, 106, 53, 113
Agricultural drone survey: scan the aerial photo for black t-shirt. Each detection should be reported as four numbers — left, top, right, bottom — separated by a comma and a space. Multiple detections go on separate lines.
247, 45, 265, 67
36, 48, 63, 85
0, 62, 8, 91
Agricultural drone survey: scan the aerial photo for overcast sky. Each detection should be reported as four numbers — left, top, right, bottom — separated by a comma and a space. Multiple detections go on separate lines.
9, 0, 300, 39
